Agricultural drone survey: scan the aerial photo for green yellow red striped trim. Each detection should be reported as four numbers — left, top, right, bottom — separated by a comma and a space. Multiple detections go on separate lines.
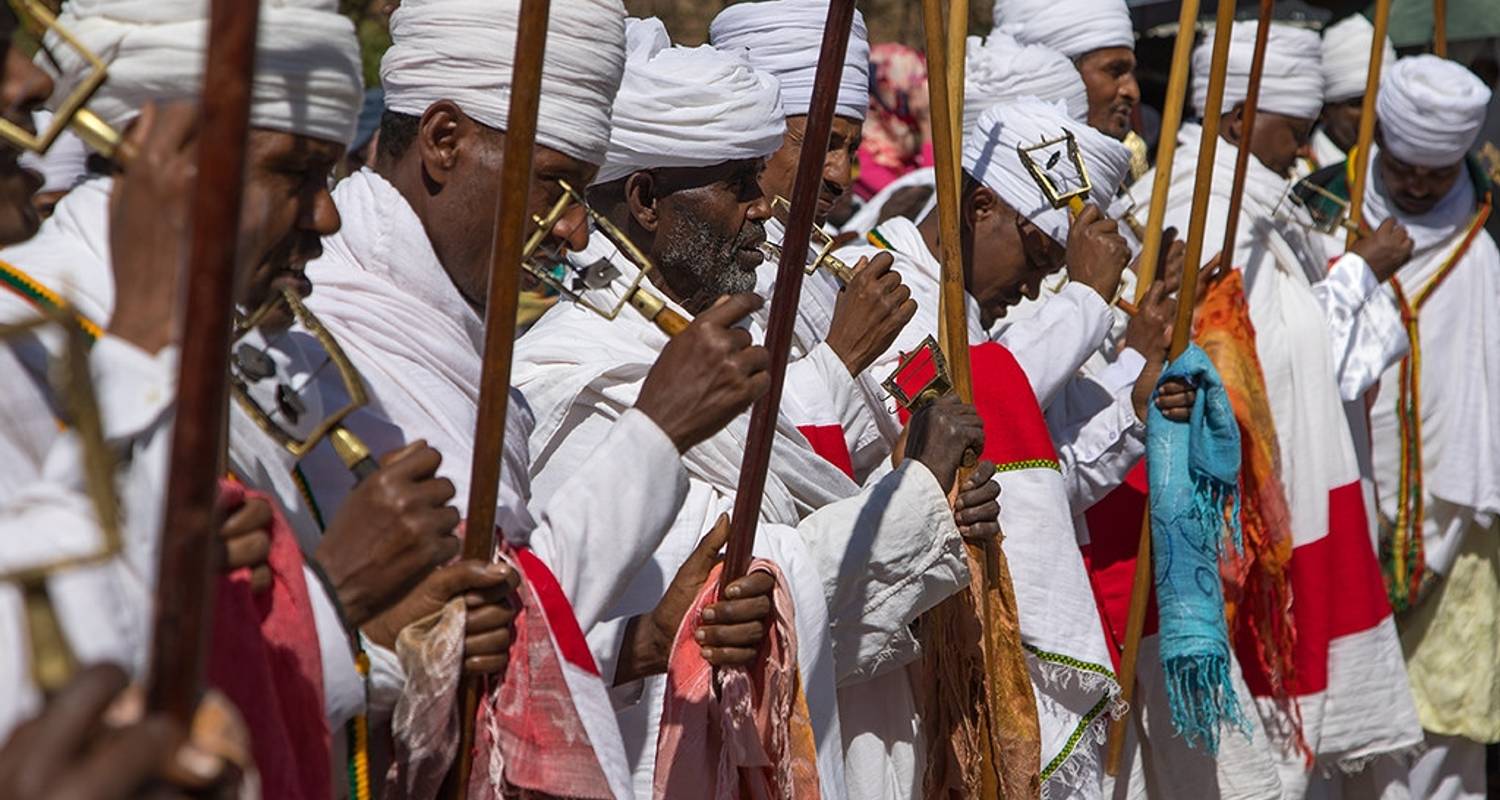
0, 259, 102, 341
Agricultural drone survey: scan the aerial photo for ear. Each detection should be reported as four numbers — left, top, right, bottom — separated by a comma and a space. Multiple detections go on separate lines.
966, 184, 1001, 229
624, 171, 661, 233
416, 99, 467, 187
1224, 102, 1246, 145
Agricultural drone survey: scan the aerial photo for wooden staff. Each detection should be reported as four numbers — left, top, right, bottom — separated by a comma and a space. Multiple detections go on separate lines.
1103, 0, 1237, 774
145, 0, 260, 726
721, 0, 857, 583
1219, 1, 1274, 273
1433, 0, 1447, 57
1347, 0, 1394, 248
446, 0, 551, 795
945, 0, 967, 213
924, 0, 971, 400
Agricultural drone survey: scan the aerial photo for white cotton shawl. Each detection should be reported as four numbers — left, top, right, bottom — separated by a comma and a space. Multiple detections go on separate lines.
1377, 55, 1491, 169
1192, 21, 1324, 121
964, 34, 1089, 131
380, 0, 626, 166
964, 98, 1133, 246
45, 0, 363, 146
708, 0, 871, 121
594, 17, 785, 186
991, 0, 1134, 59
19, 112, 88, 193
1321, 14, 1396, 104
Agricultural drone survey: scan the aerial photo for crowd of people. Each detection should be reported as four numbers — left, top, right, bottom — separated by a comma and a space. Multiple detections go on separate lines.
0, 0, 1495, 798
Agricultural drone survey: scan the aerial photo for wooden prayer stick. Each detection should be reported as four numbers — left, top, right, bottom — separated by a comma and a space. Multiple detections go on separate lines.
1104, 0, 1236, 775
447, 0, 551, 796
1433, 0, 1447, 58
1219, 0, 1275, 273
924, 0, 972, 401
1347, 0, 1394, 248
145, 0, 260, 726
945, 0, 967, 207
722, 0, 857, 584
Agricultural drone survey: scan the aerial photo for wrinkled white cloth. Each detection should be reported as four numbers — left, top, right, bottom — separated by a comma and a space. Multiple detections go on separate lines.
381, 0, 626, 166
45, 0, 363, 146
991, 0, 1134, 59
965, 33, 1089, 130
19, 112, 89, 194
1192, 21, 1324, 121
708, 0, 870, 121
1377, 55, 1491, 169
594, 17, 785, 185
1321, 13, 1396, 104
965, 98, 1133, 246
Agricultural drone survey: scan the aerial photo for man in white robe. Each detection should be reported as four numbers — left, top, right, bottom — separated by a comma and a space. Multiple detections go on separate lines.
1310, 14, 1397, 172
516, 19, 982, 798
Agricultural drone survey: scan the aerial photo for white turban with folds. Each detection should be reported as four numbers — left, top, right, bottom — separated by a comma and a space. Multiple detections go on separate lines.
964, 98, 1132, 245
1192, 21, 1323, 121
595, 18, 784, 185
1321, 14, 1396, 103
965, 33, 1089, 133
991, 0, 1134, 59
708, 0, 870, 121
1378, 55, 1492, 168
382, 0, 626, 166
45, 0, 363, 146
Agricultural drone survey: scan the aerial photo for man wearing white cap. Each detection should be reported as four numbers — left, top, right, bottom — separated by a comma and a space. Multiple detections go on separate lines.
1125, 20, 1424, 795
992, 0, 1140, 142
1313, 13, 1398, 170
1359, 55, 1499, 800
515, 19, 986, 797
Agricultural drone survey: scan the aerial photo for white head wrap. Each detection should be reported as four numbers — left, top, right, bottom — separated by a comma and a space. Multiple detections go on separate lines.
1191, 21, 1323, 121
1377, 55, 1491, 168
964, 98, 1132, 245
595, 18, 784, 185
1321, 14, 1396, 103
991, 0, 1134, 59
708, 1, 871, 121
19, 112, 90, 194
45, 0, 363, 146
964, 34, 1089, 133
382, 0, 627, 166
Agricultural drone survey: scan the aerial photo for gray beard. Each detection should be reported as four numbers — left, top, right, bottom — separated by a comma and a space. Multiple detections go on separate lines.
657, 216, 761, 313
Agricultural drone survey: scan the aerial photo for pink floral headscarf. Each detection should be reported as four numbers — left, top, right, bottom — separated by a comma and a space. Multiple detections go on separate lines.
856, 43, 933, 199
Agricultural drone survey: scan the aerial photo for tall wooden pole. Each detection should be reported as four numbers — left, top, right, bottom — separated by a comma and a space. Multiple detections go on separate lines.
925, 0, 971, 400
1347, 0, 1394, 248
1219, 2, 1275, 270
721, 0, 857, 583
447, 0, 550, 795
1433, 0, 1447, 57
146, 0, 260, 726
1103, 0, 1237, 774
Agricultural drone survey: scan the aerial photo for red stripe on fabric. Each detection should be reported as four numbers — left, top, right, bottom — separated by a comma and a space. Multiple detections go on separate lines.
970, 342, 1059, 464
513, 547, 600, 676
1239, 481, 1391, 697
1080, 460, 1157, 671
797, 423, 855, 479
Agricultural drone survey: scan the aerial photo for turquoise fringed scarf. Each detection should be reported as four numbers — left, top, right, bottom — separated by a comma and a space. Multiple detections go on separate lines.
1146, 344, 1248, 754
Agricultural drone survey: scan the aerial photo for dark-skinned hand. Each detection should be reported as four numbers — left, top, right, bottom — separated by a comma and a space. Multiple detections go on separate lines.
615, 514, 777, 684
825, 251, 918, 375
904, 395, 986, 495
217, 493, 271, 594
313, 440, 460, 628
1063, 203, 1132, 303
1154, 379, 1196, 423
1127, 226, 1183, 296
0, 664, 243, 800
1350, 218, 1415, 283
636, 293, 771, 454
108, 101, 198, 355
952, 460, 1001, 542
361, 560, 520, 676
1122, 281, 1175, 363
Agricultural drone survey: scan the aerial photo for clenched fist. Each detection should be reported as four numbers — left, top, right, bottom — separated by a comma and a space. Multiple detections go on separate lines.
825, 252, 918, 375
362, 560, 521, 677
1350, 218, 1414, 283
1064, 204, 1132, 303
904, 395, 986, 494
636, 293, 771, 453
314, 440, 461, 627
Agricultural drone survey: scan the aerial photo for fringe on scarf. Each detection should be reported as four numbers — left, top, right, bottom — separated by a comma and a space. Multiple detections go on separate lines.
1161, 651, 1251, 754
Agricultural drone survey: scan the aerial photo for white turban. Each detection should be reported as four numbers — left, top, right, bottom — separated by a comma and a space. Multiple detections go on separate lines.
1321, 14, 1396, 103
1192, 21, 1323, 121
45, 0, 363, 146
594, 18, 785, 185
964, 34, 1089, 134
708, 1, 871, 121
991, 0, 1134, 59
964, 98, 1132, 246
1377, 55, 1492, 168
19, 112, 89, 194
382, 0, 627, 166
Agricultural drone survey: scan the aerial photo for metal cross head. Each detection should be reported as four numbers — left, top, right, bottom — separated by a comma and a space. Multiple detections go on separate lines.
881, 335, 954, 411
1287, 174, 1356, 235
769, 196, 855, 283
0, 0, 127, 159
1017, 129, 1093, 211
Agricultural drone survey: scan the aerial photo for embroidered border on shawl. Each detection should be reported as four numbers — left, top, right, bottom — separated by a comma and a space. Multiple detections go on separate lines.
996, 457, 1062, 474
0, 259, 103, 341
1024, 643, 1122, 787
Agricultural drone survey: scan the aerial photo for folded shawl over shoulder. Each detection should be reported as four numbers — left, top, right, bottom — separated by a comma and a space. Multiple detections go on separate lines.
46, 0, 364, 146
708, 0, 871, 121
381, 0, 627, 166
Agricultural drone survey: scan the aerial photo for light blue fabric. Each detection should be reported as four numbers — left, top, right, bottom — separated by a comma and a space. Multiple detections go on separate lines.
1146, 343, 1248, 753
